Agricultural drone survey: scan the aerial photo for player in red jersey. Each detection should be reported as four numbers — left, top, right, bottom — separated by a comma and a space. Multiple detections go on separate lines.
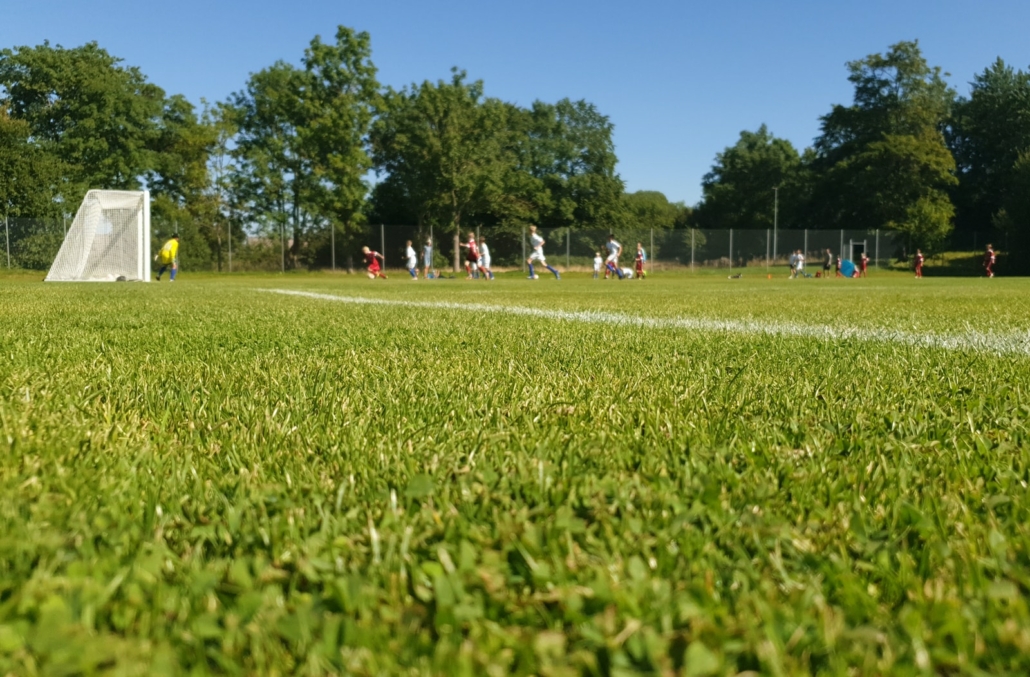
859, 252, 869, 277
634, 242, 647, 279
362, 246, 387, 279
913, 249, 924, 278
984, 244, 996, 278
459, 233, 480, 279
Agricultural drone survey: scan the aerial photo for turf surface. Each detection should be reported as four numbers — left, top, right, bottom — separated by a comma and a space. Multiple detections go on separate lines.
1, 270, 1029, 675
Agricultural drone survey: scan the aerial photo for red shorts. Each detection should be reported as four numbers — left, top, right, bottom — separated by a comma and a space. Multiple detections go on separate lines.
367, 262, 380, 273
635, 260, 644, 273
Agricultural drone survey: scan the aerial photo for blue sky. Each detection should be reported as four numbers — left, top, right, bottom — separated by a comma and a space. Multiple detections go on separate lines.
4, 1, 1030, 204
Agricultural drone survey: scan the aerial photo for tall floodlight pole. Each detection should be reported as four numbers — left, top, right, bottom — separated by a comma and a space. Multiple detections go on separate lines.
5, 216, 10, 268
330, 222, 335, 272
772, 186, 779, 262
227, 220, 233, 273
281, 221, 285, 272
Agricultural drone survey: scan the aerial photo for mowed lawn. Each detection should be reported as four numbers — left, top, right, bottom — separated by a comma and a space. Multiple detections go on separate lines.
2, 270, 1029, 676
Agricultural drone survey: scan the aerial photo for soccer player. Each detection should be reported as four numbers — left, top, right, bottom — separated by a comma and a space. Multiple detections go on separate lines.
635, 242, 647, 279
593, 251, 602, 279
459, 233, 480, 279
155, 233, 180, 281
823, 249, 833, 279
422, 237, 434, 279
362, 246, 387, 279
789, 250, 798, 279
604, 234, 624, 280
984, 244, 996, 278
404, 240, 418, 279
796, 250, 806, 278
859, 252, 869, 277
835, 255, 842, 278
478, 234, 495, 280
526, 225, 561, 279
914, 249, 924, 278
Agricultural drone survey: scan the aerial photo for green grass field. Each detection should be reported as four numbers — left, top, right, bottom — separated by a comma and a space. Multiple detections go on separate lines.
2, 270, 1029, 676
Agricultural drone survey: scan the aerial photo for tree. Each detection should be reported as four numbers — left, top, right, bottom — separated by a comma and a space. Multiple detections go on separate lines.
693, 125, 803, 230
521, 99, 625, 230
371, 70, 517, 269
0, 107, 64, 219
812, 41, 957, 247
0, 41, 165, 197
949, 59, 1030, 234
622, 191, 685, 230
230, 26, 379, 268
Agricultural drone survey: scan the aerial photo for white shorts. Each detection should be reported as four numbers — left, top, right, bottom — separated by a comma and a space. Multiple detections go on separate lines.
606, 254, 619, 264
481, 255, 491, 268
529, 249, 546, 263
406, 258, 417, 269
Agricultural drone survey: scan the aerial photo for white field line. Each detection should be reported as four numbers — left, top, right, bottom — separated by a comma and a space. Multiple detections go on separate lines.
262, 289, 1030, 357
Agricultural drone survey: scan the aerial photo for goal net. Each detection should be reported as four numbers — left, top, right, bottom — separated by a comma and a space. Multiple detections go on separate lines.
45, 190, 151, 282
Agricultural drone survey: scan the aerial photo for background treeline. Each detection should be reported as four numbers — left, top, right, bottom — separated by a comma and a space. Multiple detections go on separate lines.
0, 27, 685, 271
1, 30, 1028, 270
694, 41, 1030, 263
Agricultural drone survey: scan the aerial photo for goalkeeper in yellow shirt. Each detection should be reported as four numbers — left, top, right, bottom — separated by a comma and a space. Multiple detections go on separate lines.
156, 234, 180, 281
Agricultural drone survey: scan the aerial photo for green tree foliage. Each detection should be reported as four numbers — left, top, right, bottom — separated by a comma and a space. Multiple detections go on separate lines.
371, 70, 517, 267
0, 107, 64, 219
229, 26, 379, 268
813, 41, 957, 248
693, 125, 803, 230
521, 99, 625, 230
993, 150, 1030, 268
0, 41, 165, 196
622, 190, 687, 230
949, 59, 1030, 233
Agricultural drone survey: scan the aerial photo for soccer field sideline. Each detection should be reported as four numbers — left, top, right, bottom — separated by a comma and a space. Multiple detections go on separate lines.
263, 287, 1030, 357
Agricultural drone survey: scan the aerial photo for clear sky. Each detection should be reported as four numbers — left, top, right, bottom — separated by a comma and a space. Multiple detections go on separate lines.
4, 1, 1030, 205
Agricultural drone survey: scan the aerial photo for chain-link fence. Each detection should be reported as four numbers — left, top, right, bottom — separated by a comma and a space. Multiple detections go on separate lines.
0, 215, 986, 275
358, 226, 909, 274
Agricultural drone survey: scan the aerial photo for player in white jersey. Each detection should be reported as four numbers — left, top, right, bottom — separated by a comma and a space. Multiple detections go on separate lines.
593, 252, 602, 278
605, 234, 624, 279
404, 240, 418, 279
478, 234, 495, 280
526, 225, 561, 279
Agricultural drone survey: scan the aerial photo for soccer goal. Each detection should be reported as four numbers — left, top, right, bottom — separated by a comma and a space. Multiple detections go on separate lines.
45, 190, 151, 282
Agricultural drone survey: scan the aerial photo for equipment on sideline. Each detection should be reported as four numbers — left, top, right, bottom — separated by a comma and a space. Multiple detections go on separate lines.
45, 190, 151, 282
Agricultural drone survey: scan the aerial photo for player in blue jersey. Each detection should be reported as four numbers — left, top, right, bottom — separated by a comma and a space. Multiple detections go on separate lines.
422, 237, 434, 279
605, 235, 624, 279
526, 225, 561, 279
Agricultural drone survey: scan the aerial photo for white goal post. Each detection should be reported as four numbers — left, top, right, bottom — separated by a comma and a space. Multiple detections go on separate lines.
45, 190, 151, 282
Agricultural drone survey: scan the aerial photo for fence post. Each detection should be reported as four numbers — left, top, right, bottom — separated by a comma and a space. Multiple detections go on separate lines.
5, 216, 9, 268
650, 227, 654, 276
380, 224, 386, 269
522, 225, 526, 273
804, 229, 808, 261
280, 221, 285, 272
227, 220, 233, 273
691, 228, 695, 271
729, 228, 733, 271
766, 228, 770, 269
63, 215, 67, 238
566, 229, 570, 269
330, 222, 335, 272
875, 229, 880, 268
840, 229, 844, 261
